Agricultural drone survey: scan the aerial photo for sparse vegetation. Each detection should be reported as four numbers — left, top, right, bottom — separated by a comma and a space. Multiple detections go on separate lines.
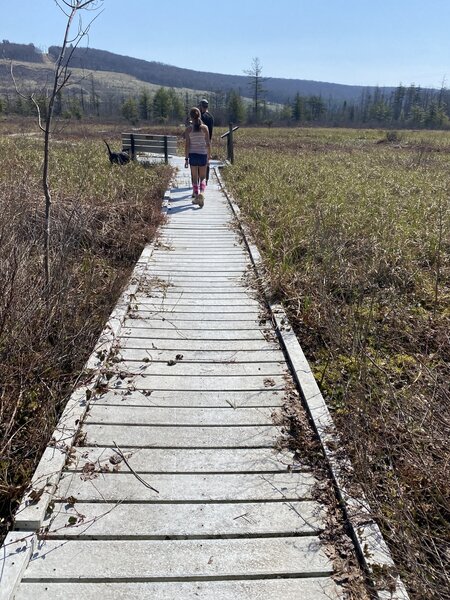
0, 122, 172, 540
222, 127, 450, 600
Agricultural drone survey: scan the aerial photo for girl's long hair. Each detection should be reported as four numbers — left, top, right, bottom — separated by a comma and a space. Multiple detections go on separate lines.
190, 107, 202, 132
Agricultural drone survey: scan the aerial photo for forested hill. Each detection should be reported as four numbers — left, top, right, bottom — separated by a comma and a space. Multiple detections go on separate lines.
1, 41, 386, 103
47, 45, 380, 103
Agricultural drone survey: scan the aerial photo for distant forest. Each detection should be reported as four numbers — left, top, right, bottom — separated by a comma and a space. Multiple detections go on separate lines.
1, 41, 449, 129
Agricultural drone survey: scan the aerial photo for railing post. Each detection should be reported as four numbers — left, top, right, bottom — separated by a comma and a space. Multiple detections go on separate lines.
164, 135, 168, 164
228, 122, 234, 164
130, 134, 136, 161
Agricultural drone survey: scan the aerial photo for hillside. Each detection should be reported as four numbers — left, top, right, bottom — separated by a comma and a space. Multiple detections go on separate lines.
47, 45, 381, 103
1, 41, 389, 105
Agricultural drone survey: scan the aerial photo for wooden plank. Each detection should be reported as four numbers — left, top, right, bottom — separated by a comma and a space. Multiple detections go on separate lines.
88, 389, 284, 408
122, 133, 177, 140
145, 272, 246, 279
122, 319, 267, 331
137, 287, 254, 294
130, 305, 262, 314
132, 299, 261, 309
106, 362, 286, 378
149, 255, 244, 261
105, 374, 285, 391
65, 447, 301, 473
147, 266, 245, 271
45, 500, 323, 538
117, 338, 278, 351
81, 423, 280, 448
57, 472, 315, 503
15, 578, 342, 600
134, 293, 260, 301
117, 348, 284, 362
119, 328, 271, 341
20, 537, 333, 580
85, 405, 282, 426
0, 531, 36, 600
125, 145, 178, 154
129, 311, 263, 320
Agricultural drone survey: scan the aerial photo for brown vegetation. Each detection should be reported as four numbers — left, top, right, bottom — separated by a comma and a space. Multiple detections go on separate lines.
222, 127, 450, 599
0, 123, 172, 540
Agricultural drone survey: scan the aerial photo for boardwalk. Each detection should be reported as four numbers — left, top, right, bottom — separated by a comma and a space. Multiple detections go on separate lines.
4, 158, 344, 599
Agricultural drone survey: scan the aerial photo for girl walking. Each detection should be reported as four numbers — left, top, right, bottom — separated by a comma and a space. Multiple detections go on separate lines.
184, 107, 211, 208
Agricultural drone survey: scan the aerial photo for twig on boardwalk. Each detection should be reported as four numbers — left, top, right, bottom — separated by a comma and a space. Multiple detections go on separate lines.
113, 442, 159, 494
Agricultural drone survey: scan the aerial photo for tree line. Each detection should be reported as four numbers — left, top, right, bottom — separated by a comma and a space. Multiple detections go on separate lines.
2, 82, 448, 130
1, 49, 449, 130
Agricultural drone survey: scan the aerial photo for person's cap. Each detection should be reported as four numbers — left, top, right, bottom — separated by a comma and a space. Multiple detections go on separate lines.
200, 99, 209, 107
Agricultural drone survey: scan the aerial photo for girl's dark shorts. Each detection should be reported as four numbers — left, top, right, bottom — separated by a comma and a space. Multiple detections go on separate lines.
189, 153, 208, 167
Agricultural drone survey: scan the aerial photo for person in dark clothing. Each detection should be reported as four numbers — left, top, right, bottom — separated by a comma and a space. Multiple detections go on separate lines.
199, 99, 214, 183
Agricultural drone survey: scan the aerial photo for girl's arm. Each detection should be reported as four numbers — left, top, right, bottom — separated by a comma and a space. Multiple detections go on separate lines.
184, 127, 191, 162
203, 125, 211, 161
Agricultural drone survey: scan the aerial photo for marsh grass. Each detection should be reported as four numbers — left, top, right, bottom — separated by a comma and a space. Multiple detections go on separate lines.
0, 130, 172, 538
222, 127, 450, 599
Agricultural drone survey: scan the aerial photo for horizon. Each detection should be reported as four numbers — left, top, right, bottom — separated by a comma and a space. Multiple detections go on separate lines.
1, 0, 448, 89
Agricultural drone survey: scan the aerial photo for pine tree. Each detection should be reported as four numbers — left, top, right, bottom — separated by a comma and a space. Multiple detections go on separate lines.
138, 89, 152, 120
227, 90, 245, 123
244, 57, 268, 123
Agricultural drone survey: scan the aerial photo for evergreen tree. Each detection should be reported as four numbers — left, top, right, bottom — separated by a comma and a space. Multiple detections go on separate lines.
280, 102, 292, 121
153, 87, 171, 122
307, 96, 326, 121
391, 84, 406, 121
226, 90, 245, 123
292, 93, 305, 122
121, 97, 139, 124
408, 103, 426, 127
138, 88, 152, 120
167, 88, 184, 121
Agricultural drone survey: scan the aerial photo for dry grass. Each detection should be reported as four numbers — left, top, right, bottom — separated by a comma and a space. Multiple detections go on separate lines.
0, 125, 172, 539
222, 126, 450, 600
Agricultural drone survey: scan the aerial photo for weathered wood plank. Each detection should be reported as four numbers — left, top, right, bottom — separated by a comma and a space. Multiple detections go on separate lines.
15, 578, 342, 600
132, 302, 261, 312
129, 310, 263, 321
119, 328, 272, 341
65, 447, 301, 473
22, 537, 332, 580
105, 374, 285, 391
117, 338, 279, 351
45, 500, 323, 538
56, 472, 314, 503
139, 292, 258, 301
122, 318, 269, 330
149, 259, 249, 266
89, 389, 284, 408
117, 348, 284, 362
81, 423, 281, 448
85, 405, 283, 426
106, 362, 286, 378
0, 531, 36, 600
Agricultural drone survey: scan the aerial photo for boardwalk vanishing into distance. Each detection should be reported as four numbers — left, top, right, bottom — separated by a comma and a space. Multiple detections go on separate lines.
1, 157, 366, 599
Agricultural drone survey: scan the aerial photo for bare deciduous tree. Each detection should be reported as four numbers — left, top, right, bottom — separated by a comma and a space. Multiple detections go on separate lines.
244, 57, 268, 123
12, 0, 103, 289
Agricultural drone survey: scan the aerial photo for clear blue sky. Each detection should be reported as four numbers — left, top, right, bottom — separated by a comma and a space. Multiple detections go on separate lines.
1, 0, 449, 88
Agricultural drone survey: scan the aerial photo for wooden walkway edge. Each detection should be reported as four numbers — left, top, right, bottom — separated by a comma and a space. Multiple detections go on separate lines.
0, 157, 407, 600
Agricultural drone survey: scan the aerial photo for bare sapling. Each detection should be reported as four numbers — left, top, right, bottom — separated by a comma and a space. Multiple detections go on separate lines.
11, 0, 103, 289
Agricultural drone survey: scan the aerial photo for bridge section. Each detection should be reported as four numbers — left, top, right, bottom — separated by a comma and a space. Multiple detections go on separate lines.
4, 159, 344, 600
